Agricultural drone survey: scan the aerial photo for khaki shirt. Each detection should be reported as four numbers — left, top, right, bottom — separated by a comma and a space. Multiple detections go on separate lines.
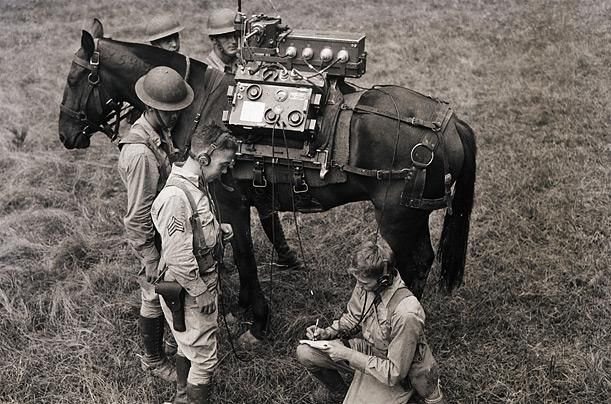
118, 115, 174, 269
333, 276, 428, 404
151, 165, 221, 297
204, 50, 238, 74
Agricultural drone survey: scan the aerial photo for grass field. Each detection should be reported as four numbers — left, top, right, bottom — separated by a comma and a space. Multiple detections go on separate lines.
0, 0, 609, 403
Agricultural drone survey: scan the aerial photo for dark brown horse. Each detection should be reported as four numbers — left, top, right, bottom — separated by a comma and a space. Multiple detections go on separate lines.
59, 20, 476, 340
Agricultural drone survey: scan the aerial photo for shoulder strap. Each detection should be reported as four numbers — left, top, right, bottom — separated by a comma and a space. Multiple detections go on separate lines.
387, 287, 414, 316
120, 129, 172, 183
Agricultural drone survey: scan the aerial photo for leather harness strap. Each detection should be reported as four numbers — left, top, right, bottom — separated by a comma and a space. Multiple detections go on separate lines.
337, 94, 455, 212
343, 104, 442, 131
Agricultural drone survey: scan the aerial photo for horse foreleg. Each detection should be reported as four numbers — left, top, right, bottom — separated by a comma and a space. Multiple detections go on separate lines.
375, 208, 433, 299
221, 196, 269, 339
253, 190, 301, 270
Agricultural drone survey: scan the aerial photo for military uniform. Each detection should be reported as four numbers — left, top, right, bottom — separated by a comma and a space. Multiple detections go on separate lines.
297, 275, 441, 404
118, 114, 177, 318
204, 50, 237, 74
151, 164, 222, 386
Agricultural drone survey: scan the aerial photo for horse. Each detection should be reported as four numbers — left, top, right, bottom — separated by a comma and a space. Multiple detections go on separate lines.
59, 19, 477, 341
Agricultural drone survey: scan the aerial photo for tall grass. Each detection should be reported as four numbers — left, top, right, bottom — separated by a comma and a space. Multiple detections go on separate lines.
0, 0, 609, 403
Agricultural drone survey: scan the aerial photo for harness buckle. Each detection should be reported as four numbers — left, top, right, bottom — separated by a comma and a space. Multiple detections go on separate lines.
292, 161, 309, 193
90, 51, 100, 66
252, 159, 267, 188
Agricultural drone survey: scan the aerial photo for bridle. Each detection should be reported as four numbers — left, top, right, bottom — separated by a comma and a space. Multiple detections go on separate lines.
59, 38, 131, 141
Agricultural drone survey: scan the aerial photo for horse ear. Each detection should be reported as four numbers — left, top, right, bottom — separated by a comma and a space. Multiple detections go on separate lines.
81, 30, 95, 58
91, 18, 104, 38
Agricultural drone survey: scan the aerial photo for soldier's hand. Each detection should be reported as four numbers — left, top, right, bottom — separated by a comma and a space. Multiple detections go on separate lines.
320, 339, 350, 362
306, 325, 336, 340
220, 223, 234, 242
195, 291, 217, 314
144, 260, 160, 284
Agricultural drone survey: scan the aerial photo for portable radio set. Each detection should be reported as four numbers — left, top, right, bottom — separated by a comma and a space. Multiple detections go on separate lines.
222, 13, 367, 156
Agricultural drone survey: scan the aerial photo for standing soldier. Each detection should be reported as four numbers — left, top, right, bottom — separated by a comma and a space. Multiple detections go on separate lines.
119, 66, 194, 382
151, 124, 237, 403
146, 14, 184, 52
203, 8, 301, 275
204, 8, 239, 74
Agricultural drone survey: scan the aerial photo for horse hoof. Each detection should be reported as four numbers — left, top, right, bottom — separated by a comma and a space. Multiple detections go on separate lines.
274, 256, 303, 271
238, 330, 262, 347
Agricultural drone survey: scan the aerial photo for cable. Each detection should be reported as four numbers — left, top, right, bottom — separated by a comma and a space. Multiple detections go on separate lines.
336, 291, 379, 340
210, 185, 250, 362
280, 125, 313, 302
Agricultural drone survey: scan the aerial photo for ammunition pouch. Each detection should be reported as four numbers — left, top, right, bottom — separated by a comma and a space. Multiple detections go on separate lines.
155, 281, 186, 332
195, 251, 215, 274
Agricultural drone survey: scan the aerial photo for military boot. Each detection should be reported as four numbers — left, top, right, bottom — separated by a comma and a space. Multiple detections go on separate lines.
165, 333, 178, 357
139, 315, 176, 382
173, 355, 190, 404
186, 383, 211, 404
308, 368, 348, 403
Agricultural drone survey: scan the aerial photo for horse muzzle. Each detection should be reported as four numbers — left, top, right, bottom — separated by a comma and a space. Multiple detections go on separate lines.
59, 129, 91, 149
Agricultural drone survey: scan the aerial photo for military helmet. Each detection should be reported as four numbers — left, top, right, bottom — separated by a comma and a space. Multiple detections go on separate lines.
146, 14, 184, 42
207, 8, 237, 36
135, 66, 194, 111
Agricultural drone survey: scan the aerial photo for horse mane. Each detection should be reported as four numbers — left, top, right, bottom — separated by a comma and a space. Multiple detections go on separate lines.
95, 37, 228, 150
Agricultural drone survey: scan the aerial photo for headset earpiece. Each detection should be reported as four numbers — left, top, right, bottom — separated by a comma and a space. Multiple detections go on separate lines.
376, 261, 393, 289
196, 142, 217, 166
198, 151, 211, 166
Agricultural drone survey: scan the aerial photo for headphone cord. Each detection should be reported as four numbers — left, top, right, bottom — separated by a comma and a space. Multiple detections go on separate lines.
336, 291, 379, 340
209, 185, 250, 362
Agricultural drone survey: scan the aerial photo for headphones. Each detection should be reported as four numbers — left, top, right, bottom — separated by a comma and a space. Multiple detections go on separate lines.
376, 261, 394, 290
195, 142, 217, 166
189, 130, 229, 166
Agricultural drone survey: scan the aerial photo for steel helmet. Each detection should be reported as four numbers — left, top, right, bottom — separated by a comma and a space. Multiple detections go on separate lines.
135, 66, 194, 111
146, 14, 184, 42
207, 8, 237, 36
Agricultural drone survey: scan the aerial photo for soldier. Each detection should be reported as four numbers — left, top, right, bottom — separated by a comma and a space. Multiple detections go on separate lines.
204, 8, 239, 74
118, 66, 194, 382
151, 124, 237, 403
296, 240, 447, 404
146, 14, 184, 52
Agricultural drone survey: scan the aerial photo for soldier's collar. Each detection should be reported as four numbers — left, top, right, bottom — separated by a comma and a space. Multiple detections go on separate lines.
171, 164, 200, 188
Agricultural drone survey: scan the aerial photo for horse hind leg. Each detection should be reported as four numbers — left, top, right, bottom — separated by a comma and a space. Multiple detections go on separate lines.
375, 208, 434, 299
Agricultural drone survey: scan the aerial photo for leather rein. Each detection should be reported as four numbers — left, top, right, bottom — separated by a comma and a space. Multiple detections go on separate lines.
59, 39, 130, 142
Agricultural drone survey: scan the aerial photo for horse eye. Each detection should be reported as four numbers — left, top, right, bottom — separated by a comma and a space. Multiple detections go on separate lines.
67, 72, 80, 87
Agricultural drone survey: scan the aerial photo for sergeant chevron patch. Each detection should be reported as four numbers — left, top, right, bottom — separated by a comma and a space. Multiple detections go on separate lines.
167, 216, 185, 236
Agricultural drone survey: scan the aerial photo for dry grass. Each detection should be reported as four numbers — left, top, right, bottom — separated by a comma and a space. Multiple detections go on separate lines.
0, 0, 609, 403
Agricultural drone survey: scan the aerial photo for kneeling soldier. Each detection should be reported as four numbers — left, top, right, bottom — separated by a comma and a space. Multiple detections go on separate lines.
151, 124, 237, 403
297, 240, 447, 404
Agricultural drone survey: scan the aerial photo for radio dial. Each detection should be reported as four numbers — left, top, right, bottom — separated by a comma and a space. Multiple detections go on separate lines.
320, 47, 333, 62
285, 46, 297, 58
302, 47, 314, 60
337, 50, 350, 63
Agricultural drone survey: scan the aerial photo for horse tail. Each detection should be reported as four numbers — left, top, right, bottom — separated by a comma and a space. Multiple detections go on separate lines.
437, 118, 477, 292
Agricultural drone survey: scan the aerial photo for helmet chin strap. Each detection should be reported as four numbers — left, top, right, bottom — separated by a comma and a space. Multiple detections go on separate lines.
153, 108, 171, 132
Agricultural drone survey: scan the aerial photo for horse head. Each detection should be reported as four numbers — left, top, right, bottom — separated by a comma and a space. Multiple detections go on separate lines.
59, 19, 180, 149
59, 19, 116, 148
59, 18, 232, 151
